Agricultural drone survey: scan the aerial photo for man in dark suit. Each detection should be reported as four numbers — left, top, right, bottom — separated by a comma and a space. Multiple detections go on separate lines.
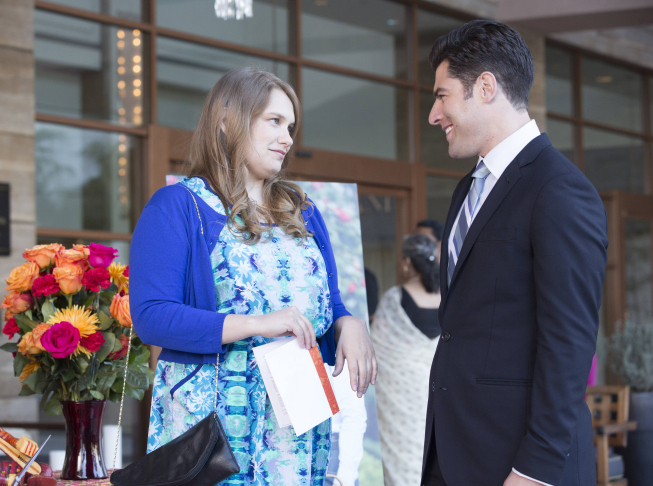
421, 21, 608, 486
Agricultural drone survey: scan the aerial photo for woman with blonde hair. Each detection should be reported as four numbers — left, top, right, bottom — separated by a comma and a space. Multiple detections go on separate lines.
371, 233, 441, 486
129, 67, 376, 485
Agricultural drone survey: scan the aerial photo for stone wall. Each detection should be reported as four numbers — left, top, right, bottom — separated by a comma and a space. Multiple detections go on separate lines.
0, 0, 38, 422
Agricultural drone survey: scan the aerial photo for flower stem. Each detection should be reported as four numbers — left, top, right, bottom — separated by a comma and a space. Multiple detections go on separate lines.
60, 377, 69, 401
66, 294, 72, 308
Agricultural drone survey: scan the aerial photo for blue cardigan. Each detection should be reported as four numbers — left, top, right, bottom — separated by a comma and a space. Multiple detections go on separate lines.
129, 181, 351, 365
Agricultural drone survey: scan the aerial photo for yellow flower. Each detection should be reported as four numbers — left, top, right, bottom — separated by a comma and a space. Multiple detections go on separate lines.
108, 262, 129, 293
47, 305, 99, 357
19, 360, 41, 382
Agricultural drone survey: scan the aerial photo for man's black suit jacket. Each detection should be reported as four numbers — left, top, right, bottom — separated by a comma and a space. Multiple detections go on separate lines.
421, 134, 608, 486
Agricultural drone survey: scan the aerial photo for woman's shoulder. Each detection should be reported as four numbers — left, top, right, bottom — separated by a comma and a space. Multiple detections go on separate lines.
146, 183, 193, 211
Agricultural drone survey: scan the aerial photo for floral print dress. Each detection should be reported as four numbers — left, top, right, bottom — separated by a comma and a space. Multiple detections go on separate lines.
147, 177, 334, 486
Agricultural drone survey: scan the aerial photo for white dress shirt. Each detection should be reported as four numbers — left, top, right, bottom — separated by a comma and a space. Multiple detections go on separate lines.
446, 119, 552, 486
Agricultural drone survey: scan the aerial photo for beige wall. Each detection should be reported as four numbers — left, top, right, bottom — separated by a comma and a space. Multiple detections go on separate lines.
0, 0, 38, 422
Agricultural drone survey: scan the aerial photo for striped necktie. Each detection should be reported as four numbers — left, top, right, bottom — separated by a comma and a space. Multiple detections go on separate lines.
447, 161, 491, 286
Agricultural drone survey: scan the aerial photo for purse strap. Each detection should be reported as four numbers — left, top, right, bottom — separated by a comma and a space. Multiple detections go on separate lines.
112, 185, 221, 471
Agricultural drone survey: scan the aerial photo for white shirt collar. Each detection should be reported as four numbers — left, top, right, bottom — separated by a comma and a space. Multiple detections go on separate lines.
477, 120, 540, 178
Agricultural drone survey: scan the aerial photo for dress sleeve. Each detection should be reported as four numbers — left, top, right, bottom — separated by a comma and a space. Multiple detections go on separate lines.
129, 203, 227, 354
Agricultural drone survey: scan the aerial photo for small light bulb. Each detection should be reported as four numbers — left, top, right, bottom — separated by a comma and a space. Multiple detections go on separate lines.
133, 38, 141, 46
133, 79, 142, 87
133, 65, 141, 73
133, 55, 141, 63
119, 144, 126, 152
119, 168, 127, 176
117, 40, 124, 49
133, 29, 141, 36
118, 108, 126, 116
117, 30, 125, 39
118, 67, 125, 75
133, 106, 142, 114
119, 157, 127, 166
117, 80, 125, 89
133, 89, 141, 97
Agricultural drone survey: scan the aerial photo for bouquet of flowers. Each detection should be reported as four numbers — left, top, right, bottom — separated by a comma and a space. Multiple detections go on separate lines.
0, 243, 152, 414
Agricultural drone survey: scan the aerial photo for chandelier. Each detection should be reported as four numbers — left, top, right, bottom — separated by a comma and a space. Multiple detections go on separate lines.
214, 0, 253, 20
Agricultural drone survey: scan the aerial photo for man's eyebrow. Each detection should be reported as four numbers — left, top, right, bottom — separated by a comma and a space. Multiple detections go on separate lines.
433, 87, 447, 98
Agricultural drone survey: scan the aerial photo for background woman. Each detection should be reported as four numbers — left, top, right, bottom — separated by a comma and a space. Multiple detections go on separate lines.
129, 67, 376, 486
370, 234, 441, 486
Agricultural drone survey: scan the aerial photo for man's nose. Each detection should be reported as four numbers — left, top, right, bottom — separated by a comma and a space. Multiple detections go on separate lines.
429, 101, 442, 126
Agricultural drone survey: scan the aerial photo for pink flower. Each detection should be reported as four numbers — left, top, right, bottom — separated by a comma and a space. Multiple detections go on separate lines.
32, 274, 61, 298
80, 331, 105, 353
123, 266, 129, 278
88, 243, 118, 269
82, 268, 111, 293
41, 321, 80, 359
2, 317, 20, 340
348, 282, 357, 293
335, 208, 351, 222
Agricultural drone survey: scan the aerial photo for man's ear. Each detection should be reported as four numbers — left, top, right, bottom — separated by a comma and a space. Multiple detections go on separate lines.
477, 71, 498, 104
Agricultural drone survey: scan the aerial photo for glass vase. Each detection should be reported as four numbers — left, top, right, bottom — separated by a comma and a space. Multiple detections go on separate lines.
60, 400, 108, 480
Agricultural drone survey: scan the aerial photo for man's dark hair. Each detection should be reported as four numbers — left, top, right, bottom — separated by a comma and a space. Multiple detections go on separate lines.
417, 219, 444, 242
429, 20, 534, 110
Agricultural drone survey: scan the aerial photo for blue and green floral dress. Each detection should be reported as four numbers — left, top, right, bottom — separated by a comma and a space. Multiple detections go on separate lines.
147, 177, 334, 485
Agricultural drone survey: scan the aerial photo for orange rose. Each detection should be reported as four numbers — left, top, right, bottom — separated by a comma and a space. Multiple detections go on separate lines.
18, 328, 46, 356
53, 265, 84, 294
5, 262, 40, 292
22, 243, 63, 269
1, 291, 33, 314
55, 249, 88, 271
31, 322, 51, 350
19, 360, 41, 382
110, 294, 131, 327
4, 309, 14, 321
73, 244, 91, 258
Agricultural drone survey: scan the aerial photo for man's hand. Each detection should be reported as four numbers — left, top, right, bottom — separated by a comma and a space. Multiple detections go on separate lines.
332, 316, 377, 398
504, 471, 543, 486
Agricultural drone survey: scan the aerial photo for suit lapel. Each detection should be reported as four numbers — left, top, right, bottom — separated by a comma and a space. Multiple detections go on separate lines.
447, 133, 553, 291
439, 170, 473, 318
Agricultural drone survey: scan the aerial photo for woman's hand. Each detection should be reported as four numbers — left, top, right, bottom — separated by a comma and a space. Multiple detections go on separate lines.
223, 306, 316, 349
332, 316, 377, 398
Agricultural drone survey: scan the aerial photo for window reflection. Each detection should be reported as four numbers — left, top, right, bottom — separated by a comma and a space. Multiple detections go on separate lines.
625, 219, 652, 319
158, 0, 289, 54
583, 127, 644, 193
546, 46, 574, 116
302, 68, 409, 161
417, 11, 464, 86
427, 176, 459, 224
36, 123, 134, 233
157, 37, 289, 130
546, 117, 576, 165
359, 193, 397, 294
302, 0, 408, 79
419, 92, 476, 171
35, 11, 146, 126
42, 0, 144, 21
582, 57, 643, 133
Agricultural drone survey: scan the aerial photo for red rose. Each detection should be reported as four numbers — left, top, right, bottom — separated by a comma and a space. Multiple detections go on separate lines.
88, 243, 118, 269
80, 331, 105, 353
2, 317, 20, 340
82, 268, 111, 293
32, 274, 61, 298
109, 334, 130, 360
41, 321, 80, 359
123, 266, 129, 278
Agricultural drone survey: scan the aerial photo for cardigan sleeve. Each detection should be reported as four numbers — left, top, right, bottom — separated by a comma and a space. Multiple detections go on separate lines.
309, 200, 352, 323
129, 202, 227, 355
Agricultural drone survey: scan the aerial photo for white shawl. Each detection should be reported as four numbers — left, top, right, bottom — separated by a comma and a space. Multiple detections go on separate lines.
370, 286, 440, 486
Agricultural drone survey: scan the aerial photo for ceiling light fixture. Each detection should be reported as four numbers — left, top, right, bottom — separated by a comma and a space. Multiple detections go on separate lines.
214, 0, 253, 20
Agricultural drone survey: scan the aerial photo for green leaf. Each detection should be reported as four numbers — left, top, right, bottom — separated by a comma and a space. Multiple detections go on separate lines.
83, 295, 94, 309
111, 378, 125, 393
13, 353, 30, 378
95, 370, 118, 395
97, 311, 114, 331
14, 314, 38, 333
24, 309, 33, 320
0, 342, 18, 353
125, 367, 148, 390
129, 349, 150, 366
42, 395, 62, 416
96, 332, 116, 363
99, 293, 114, 306
62, 367, 76, 382
24, 368, 49, 394
89, 390, 104, 400
19, 385, 36, 396
77, 356, 90, 373
124, 384, 145, 401
41, 300, 56, 323
112, 336, 124, 352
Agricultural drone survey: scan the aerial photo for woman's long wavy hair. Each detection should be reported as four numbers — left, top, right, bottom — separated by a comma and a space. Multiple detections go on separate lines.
187, 67, 311, 244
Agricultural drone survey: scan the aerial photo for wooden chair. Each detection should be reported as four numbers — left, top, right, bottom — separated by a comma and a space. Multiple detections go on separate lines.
585, 386, 638, 486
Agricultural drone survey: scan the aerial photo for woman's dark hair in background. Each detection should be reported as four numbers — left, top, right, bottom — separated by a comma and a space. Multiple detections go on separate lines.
403, 234, 440, 294
429, 20, 534, 111
416, 219, 444, 242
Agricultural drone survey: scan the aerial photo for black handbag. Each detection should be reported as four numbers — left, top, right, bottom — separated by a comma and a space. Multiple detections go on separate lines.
110, 187, 240, 485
